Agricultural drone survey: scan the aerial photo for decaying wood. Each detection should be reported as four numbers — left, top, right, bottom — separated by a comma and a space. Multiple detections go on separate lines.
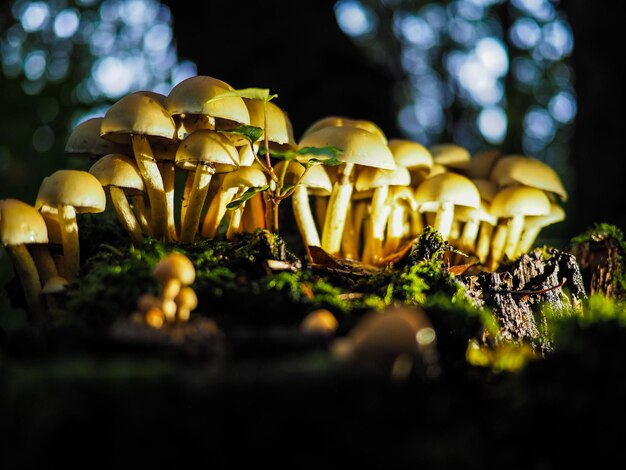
568, 235, 625, 300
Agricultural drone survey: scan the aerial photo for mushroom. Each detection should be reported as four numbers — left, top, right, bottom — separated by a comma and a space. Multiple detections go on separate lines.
0, 199, 49, 316
165, 75, 250, 140
300, 308, 338, 335
42, 275, 68, 312
223, 165, 269, 239
331, 305, 437, 380
175, 129, 239, 242
471, 179, 499, 264
516, 202, 566, 256
467, 149, 502, 179
298, 125, 395, 256
244, 98, 296, 152
100, 92, 177, 240
174, 286, 198, 322
414, 172, 480, 241
153, 252, 196, 321
65, 117, 130, 161
488, 185, 551, 270
489, 154, 568, 202
300, 116, 388, 144
429, 143, 471, 174
355, 165, 411, 264
453, 201, 497, 262
273, 161, 332, 249
35, 170, 106, 280
89, 154, 146, 246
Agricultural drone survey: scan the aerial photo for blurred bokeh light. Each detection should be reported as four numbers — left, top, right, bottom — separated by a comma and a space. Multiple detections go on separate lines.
334, 0, 575, 192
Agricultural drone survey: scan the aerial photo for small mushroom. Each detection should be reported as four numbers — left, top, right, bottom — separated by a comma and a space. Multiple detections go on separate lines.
89, 154, 146, 245
174, 286, 198, 322
244, 98, 296, 152
0, 199, 49, 316
300, 309, 338, 335
153, 252, 196, 321
64, 117, 130, 161
298, 125, 395, 256
35, 170, 106, 280
488, 185, 551, 270
414, 172, 480, 241
175, 130, 239, 242
300, 116, 388, 144
429, 143, 471, 174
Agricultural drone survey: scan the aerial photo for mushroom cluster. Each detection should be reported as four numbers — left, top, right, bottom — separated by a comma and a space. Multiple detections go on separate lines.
295, 120, 567, 270
1, 74, 568, 319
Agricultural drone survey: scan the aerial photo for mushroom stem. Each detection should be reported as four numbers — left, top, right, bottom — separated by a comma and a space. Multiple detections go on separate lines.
180, 164, 215, 243
132, 135, 169, 240
433, 201, 454, 240
489, 222, 508, 270
226, 195, 245, 239
130, 194, 151, 235
341, 203, 358, 259
504, 215, 525, 260
457, 218, 480, 255
475, 222, 493, 264
159, 161, 177, 241
245, 192, 266, 232
384, 202, 405, 256
109, 186, 144, 246
314, 197, 328, 233
7, 244, 43, 316
59, 204, 80, 280
30, 244, 58, 284
180, 171, 195, 229
292, 183, 321, 248
363, 186, 390, 265
352, 200, 368, 258
517, 226, 542, 255
201, 185, 238, 238
321, 163, 355, 256
410, 206, 424, 237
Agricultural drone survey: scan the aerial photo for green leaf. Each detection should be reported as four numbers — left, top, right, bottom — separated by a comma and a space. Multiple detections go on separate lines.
257, 147, 298, 162
226, 184, 270, 210
219, 124, 264, 144
296, 146, 342, 158
305, 156, 343, 167
205, 88, 278, 105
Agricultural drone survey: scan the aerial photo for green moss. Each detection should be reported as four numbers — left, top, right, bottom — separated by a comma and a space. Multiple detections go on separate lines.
570, 222, 625, 246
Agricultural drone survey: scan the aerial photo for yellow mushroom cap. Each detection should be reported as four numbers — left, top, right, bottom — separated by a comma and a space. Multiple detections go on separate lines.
222, 165, 268, 189
273, 161, 333, 195
388, 139, 433, 171
524, 202, 566, 229
414, 172, 480, 209
89, 154, 145, 193
300, 116, 388, 144
244, 99, 296, 148
100, 92, 177, 144
490, 185, 551, 218
468, 150, 502, 179
430, 144, 471, 171
165, 75, 250, 125
42, 276, 68, 295
176, 130, 240, 172
237, 142, 259, 167
490, 155, 568, 201
153, 252, 196, 286
174, 286, 198, 310
426, 164, 448, 178
471, 178, 498, 203
65, 117, 130, 160
0, 198, 49, 245
300, 309, 339, 335
36, 170, 106, 214
354, 166, 411, 192
298, 125, 395, 170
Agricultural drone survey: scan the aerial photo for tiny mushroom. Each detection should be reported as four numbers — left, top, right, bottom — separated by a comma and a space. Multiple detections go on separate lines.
35, 170, 106, 280
153, 252, 196, 321
0, 199, 49, 315
300, 308, 339, 335
89, 154, 146, 246
174, 286, 198, 322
